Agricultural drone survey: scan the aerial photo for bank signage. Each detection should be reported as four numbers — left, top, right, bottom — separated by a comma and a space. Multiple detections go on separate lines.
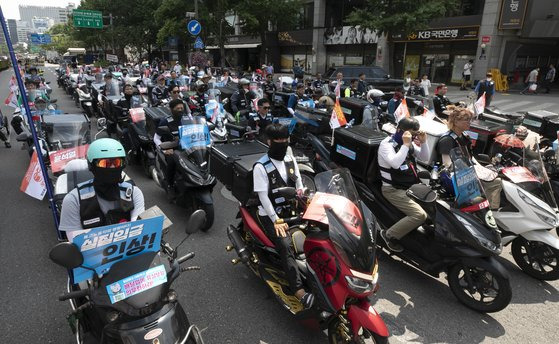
391, 26, 479, 42
499, 0, 528, 30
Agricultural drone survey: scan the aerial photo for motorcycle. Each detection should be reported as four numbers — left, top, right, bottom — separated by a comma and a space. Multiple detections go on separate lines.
48, 209, 207, 344
75, 84, 96, 118
120, 105, 157, 178
481, 139, 559, 281
226, 168, 389, 343
311, 130, 511, 312
153, 117, 216, 231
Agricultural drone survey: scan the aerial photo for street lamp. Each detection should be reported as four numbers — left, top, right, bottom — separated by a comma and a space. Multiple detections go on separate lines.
479, 43, 487, 60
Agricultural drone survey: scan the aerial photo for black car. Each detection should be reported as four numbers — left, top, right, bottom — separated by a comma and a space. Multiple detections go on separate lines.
325, 65, 403, 93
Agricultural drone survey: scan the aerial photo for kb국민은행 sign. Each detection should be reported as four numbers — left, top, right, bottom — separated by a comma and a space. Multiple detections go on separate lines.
391, 26, 479, 42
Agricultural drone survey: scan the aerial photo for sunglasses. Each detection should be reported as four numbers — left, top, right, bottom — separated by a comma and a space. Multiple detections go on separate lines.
262, 106, 270, 109
95, 158, 124, 168
172, 90, 180, 94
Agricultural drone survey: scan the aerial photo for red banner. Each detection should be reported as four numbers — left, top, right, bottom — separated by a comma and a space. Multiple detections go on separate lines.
49, 144, 89, 173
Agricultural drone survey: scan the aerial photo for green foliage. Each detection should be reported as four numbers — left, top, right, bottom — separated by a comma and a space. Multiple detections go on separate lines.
235, 0, 302, 38
347, 0, 459, 36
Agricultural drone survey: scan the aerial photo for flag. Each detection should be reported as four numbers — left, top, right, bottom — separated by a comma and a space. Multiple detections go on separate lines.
394, 98, 410, 123
475, 92, 486, 116
423, 107, 436, 120
66, 65, 70, 76
20, 151, 47, 200
4, 91, 20, 109
9, 76, 18, 92
329, 99, 347, 129
334, 81, 341, 99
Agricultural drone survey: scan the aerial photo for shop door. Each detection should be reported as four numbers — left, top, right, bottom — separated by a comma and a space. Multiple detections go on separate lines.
421, 54, 451, 83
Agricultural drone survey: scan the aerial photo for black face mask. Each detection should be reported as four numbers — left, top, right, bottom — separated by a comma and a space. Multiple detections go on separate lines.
268, 141, 289, 161
172, 111, 183, 121
92, 165, 124, 201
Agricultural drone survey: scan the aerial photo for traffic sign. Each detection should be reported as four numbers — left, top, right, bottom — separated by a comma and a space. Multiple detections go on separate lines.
187, 20, 202, 36
30, 34, 52, 45
73, 9, 103, 29
194, 37, 204, 49
106, 54, 118, 63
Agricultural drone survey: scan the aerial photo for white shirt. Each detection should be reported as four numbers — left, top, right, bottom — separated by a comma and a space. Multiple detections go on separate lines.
253, 154, 303, 222
173, 64, 182, 74
378, 136, 430, 186
420, 79, 431, 96
463, 63, 472, 75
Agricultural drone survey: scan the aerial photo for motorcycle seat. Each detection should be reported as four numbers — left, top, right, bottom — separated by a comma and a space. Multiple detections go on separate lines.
291, 229, 306, 257
406, 184, 437, 203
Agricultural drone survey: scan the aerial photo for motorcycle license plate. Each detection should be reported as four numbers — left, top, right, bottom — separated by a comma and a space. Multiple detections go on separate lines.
105, 265, 167, 304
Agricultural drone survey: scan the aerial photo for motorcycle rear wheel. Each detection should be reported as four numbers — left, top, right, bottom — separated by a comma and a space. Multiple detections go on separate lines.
328, 319, 389, 344
448, 263, 511, 313
511, 237, 559, 281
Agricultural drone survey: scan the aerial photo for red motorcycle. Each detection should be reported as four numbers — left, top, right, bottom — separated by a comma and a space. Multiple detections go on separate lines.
226, 168, 389, 343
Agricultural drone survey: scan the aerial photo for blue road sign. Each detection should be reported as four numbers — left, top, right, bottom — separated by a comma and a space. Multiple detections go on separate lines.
194, 36, 204, 49
187, 20, 201, 36
30, 33, 52, 45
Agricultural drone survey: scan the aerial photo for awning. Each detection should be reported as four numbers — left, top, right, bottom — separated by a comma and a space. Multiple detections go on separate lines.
206, 43, 260, 50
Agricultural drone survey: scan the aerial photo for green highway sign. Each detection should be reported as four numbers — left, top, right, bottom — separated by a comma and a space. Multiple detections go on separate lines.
73, 9, 103, 29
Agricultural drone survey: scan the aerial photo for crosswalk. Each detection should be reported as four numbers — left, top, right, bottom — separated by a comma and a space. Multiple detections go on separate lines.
446, 89, 559, 114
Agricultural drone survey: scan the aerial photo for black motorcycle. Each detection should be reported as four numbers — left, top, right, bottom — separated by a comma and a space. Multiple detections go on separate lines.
311, 127, 512, 313
119, 105, 157, 178
153, 117, 216, 231
48, 210, 207, 344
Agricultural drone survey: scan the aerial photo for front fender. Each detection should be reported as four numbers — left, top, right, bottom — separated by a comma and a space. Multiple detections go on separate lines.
461, 256, 510, 280
520, 230, 559, 250
347, 301, 389, 339
297, 163, 314, 174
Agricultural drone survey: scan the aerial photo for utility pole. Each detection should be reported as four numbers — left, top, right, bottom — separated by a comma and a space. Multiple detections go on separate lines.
194, 0, 198, 17
109, 13, 115, 54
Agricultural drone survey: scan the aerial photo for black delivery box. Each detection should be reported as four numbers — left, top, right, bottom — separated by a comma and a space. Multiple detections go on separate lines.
339, 97, 373, 125
144, 107, 171, 138
331, 126, 387, 181
467, 119, 509, 155
522, 110, 559, 134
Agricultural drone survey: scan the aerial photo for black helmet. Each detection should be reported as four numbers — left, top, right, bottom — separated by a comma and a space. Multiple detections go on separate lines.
397, 117, 420, 132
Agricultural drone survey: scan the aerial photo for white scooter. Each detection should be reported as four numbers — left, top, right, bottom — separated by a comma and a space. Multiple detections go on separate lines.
488, 148, 559, 280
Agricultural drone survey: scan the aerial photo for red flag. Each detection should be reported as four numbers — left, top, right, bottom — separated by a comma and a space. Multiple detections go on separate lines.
329, 99, 347, 129
394, 98, 410, 123
475, 92, 486, 115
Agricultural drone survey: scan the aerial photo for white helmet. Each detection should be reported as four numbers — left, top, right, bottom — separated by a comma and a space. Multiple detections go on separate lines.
366, 89, 384, 102
197, 71, 206, 78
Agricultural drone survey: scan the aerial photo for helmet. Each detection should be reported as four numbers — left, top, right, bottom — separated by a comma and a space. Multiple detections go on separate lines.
197, 71, 206, 79
366, 89, 384, 102
397, 117, 420, 131
195, 80, 205, 87
239, 78, 250, 86
87, 138, 126, 163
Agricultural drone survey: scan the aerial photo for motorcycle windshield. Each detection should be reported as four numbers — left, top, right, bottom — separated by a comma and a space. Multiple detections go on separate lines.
105, 81, 121, 97
520, 143, 558, 208
44, 115, 91, 173
450, 147, 490, 211
307, 169, 378, 273
178, 117, 211, 155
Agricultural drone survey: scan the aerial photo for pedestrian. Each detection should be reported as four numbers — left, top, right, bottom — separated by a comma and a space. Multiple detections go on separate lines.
461, 59, 473, 90
403, 71, 412, 92
173, 61, 182, 74
520, 67, 540, 95
357, 72, 367, 95
543, 64, 556, 94
475, 72, 496, 106
420, 74, 431, 96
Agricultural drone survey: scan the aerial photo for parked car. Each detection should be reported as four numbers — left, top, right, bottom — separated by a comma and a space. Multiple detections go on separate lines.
324, 65, 403, 93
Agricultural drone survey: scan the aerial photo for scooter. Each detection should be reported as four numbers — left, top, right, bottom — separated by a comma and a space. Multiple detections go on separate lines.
120, 106, 157, 178
480, 146, 559, 281
48, 209, 207, 344
75, 84, 95, 118
311, 131, 511, 312
153, 117, 216, 231
226, 169, 389, 343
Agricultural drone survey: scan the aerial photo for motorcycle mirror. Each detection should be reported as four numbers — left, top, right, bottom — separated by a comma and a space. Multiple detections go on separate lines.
384, 74, 390, 79
16, 132, 29, 142
186, 210, 206, 234
476, 154, 491, 165
97, 118, 107, 128
49, 242, 84, 269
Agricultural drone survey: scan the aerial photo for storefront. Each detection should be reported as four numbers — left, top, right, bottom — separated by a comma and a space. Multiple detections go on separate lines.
323, 25, 377, 71
206, 35, 261, 71
392, 26, 480, 84
276, 30, 313, 73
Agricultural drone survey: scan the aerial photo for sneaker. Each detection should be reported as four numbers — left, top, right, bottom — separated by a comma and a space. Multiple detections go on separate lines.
380, 229, 404, 252
301, 292, 315, 309
4, 142, 11, 148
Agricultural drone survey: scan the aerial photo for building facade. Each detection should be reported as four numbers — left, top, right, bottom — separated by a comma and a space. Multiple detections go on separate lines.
19, 4, 75, 25
7, 19, 18, 44
16, 21, 32, 43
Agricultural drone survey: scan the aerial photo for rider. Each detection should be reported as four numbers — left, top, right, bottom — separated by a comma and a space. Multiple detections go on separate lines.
252, 123, 314, 308
190, 80, 209, 112
432, 84, 455, 118
116, 84, 136, 109
230, 78, 251, 119
406, 79, 425, 97
435, 107, 502, 210
248, 98, 273, 135
151, 75, 170, 106
263, 73, 277, 100
287, 83, 309, 116
364, 89, 384, 130
344, 79, 359, 98
378, 117, 429, 252
153, 99, 189, 198
58, 138, 145, 241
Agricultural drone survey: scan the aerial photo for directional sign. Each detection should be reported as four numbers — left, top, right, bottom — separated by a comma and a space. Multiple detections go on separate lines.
194, 36, 204, 49
106, 54, 118, 63
30, 34, 52, 45
73, 9, 103, 29
187, 20, 202, 36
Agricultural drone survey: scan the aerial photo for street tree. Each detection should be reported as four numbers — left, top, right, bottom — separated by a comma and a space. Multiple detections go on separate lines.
235, 0, 303, 65
347, 0, 458, 72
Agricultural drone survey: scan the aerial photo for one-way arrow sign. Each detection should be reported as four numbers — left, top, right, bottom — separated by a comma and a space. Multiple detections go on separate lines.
187, 20, 201, 36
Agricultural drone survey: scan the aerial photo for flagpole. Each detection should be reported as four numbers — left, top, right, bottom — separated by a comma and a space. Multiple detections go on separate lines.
0, 6, 61, 237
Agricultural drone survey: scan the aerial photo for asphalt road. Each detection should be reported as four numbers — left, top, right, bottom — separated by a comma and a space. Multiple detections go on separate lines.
0, 65, 558, 344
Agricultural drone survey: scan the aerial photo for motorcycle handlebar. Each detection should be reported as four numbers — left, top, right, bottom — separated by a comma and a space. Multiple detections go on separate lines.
284, 216, 302, 226
177, 252, 195, 264
59, 289, 89, 301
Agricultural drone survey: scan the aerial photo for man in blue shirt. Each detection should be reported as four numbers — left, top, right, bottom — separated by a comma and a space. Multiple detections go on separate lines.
475, 72, 495, 107
287, 83, 308, 116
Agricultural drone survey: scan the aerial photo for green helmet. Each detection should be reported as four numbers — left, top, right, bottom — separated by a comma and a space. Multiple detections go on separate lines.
87, 138, 126, 163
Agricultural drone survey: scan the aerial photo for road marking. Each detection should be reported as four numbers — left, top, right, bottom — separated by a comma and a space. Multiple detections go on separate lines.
536, 102, 558, 111
498, 101, 532, 111
489, 99, 511, 106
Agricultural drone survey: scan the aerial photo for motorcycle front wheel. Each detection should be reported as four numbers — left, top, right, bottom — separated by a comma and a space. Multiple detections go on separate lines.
328, 318, 388, 344
511, 237, 559, 281
448, 263, 512, 313
198, 202, 214, 232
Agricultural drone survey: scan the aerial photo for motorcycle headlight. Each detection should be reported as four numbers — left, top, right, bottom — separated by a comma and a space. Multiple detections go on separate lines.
517, 189, 558, 227
138, 134, 150, 141
345, 275, 374, 294
84, 102, 92, 106
454, 213, 500, 253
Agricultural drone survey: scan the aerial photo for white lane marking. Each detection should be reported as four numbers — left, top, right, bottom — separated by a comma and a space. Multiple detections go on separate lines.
498, 101, 532, 111
536, 103, 558, 111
